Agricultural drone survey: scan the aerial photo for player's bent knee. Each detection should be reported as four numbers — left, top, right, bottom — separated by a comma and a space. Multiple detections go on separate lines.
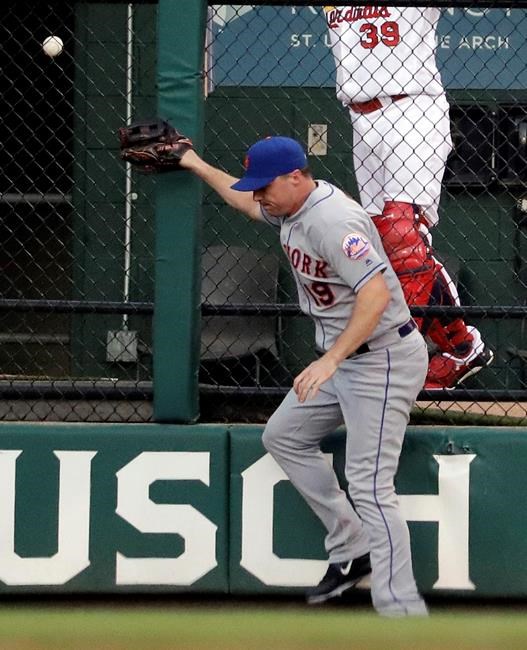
261, 416, 294, 455
261, 424, 279, 453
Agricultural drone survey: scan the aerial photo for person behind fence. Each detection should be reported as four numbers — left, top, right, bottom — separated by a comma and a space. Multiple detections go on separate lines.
176, 135, 428, 616
323, 5, 494, 389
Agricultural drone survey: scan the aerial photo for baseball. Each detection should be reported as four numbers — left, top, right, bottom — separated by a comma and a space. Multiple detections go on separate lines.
42, 35, 63, 58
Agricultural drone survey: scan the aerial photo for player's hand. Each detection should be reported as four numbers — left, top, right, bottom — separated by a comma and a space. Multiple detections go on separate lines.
293, 356, 339, 403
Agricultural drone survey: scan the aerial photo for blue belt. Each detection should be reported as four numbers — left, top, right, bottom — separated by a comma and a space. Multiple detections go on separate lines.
317, 319, 417, 358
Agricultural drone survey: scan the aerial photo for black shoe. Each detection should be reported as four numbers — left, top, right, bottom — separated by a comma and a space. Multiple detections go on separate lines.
306, 553, 371, 604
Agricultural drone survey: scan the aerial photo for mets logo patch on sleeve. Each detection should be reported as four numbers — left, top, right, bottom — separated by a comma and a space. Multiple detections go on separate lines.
342, 233, 370, 259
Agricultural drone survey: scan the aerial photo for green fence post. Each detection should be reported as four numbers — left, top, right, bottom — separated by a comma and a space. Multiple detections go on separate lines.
154, 0, 207, 422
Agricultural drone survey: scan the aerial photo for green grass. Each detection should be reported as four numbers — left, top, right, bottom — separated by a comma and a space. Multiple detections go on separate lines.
0, 604, 526, 650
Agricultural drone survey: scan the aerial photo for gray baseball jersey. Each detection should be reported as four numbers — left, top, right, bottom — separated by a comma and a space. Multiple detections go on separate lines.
259, 180, 410, 350
259, 179, 428, 616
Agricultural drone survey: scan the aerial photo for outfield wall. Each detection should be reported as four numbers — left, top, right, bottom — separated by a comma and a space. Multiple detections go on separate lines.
0, 422, 525, 598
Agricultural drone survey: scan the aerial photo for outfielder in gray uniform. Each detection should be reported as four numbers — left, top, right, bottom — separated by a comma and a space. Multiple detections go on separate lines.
178, 135, 428, 617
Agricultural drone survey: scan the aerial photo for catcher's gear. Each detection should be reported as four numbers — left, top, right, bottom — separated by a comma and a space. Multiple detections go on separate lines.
118, 119, 193, 173
373, 201, 474, 356
372, 201, 436, 330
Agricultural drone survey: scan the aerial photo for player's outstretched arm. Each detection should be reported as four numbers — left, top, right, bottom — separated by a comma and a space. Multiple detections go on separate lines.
118, 119, 261, 221
179, 149, 262, 221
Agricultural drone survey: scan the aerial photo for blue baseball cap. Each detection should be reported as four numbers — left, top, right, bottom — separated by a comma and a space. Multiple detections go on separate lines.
231, 136, 308, 191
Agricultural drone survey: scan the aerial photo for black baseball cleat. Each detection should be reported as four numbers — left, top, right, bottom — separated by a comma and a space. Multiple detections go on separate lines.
306, 553, 371, 604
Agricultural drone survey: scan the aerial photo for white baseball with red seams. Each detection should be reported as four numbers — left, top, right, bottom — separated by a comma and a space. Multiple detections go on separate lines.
42, 35, 63, 57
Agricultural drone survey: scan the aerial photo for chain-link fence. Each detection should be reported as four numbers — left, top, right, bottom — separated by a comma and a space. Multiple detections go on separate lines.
2, 2, 527, 424
201, 3, 527, 424
1, 2, 157, 421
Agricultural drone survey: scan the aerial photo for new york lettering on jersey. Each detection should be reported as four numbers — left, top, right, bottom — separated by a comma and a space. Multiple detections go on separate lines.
282, 242, 337, 310
282, 244, 329, 279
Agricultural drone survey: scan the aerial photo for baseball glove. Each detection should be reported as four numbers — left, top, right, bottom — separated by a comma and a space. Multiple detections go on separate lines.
118, 119, 193, 173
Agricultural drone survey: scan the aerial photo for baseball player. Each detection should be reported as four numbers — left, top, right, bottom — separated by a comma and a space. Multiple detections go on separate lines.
141, 134, 429, 616
324, 5, 494, 389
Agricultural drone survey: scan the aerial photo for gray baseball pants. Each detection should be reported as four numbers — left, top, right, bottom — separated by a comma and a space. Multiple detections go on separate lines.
262, 330, 428, 616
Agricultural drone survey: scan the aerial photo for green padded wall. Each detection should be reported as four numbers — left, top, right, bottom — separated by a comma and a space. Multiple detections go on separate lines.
153, 0, 207, 422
